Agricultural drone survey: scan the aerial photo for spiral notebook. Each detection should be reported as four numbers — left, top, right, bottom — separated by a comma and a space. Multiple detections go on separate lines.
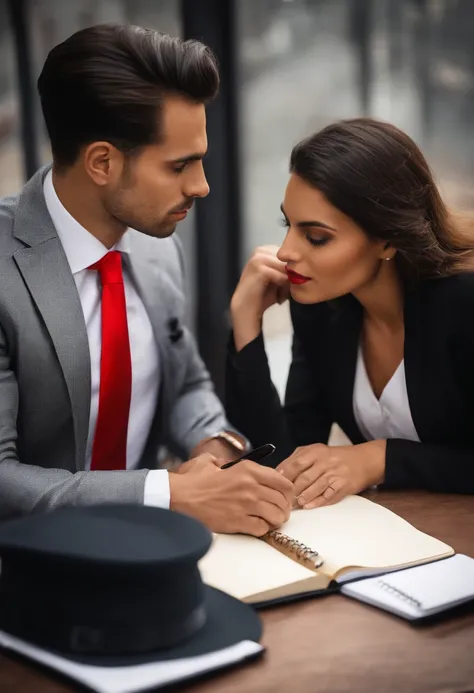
198, 495, 453, 605
341, 554, 474, 620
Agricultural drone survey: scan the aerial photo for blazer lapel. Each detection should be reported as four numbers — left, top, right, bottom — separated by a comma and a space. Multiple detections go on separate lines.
403, 287, 457, 443
327, 297, 365, 444
12, 168, 91, 471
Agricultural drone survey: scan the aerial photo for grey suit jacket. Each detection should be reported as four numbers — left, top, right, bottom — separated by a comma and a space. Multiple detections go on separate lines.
0, 166, 233, 519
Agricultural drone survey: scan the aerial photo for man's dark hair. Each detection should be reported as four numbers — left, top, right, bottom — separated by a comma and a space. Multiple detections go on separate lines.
37, 23, 219, 168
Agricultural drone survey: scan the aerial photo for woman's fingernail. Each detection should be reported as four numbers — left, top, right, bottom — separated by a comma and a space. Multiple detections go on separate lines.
297, 496, 305, 506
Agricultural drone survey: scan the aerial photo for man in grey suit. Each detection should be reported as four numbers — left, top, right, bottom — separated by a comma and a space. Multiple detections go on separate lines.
0, 24, 293, 534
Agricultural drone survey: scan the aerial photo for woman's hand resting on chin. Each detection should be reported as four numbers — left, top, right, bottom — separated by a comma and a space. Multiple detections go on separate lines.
231, 245, 290, 352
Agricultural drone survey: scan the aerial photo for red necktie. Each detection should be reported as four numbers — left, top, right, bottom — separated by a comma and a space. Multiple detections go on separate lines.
89, 251, 132, 470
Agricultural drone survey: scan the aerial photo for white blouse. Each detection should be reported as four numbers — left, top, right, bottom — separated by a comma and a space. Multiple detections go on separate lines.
353, 345, 420, 442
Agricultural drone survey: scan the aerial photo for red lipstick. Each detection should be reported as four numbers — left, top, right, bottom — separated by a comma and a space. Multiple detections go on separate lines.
286, 267, 311, 285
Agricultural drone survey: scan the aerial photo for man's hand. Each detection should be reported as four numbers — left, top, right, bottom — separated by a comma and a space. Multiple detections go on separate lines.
277, 441, 386, 509
177, 453, 223, 475
169, 460, 294, 536
190, 437, 240, 463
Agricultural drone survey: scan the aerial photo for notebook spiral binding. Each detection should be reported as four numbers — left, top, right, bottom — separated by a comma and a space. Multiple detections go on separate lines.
378, 580, 422, 609
266, 530, 324, 568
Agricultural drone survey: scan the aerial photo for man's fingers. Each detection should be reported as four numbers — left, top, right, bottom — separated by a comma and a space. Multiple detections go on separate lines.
244, 517, 271, 537
213, 457, 229, 468
256, 485, 292, 520
253, 500, 287, 529
251, 464, 294, 502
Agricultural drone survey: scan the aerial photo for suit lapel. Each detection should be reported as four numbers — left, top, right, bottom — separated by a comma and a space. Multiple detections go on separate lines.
327, 297, 365, 444
403, 287, 456, 443
12, 167, 91, 470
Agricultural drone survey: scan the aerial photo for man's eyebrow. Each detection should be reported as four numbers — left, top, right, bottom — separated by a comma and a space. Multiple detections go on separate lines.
280, 204, 337, 232
169, 152, 207, 164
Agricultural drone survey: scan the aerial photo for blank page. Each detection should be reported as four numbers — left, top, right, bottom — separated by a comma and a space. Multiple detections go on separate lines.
199, 532, 316, 601
378, 554, 474, 611
278, 495, 453, 577
342, 554, 474, 618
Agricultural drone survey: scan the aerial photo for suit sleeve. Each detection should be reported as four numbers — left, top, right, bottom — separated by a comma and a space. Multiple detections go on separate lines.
225, 329, 332, 466
165, 324, 235, 457
0, 324, 149, 520
163, 237, 239, 458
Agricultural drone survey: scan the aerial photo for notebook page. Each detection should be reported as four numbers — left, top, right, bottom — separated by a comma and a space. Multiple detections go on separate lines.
341, 577, 423, 619
278, 495, 452, 577
199, 533, 316, 600
341, 555, 474, 618
373, 554, 474, 611
0, 630, 263, 693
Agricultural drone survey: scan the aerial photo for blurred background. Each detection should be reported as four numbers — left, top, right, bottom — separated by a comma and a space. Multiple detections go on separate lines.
1, 0, 474, 404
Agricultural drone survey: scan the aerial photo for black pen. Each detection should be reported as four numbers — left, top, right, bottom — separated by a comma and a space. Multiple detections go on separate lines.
220, 443, 276, 470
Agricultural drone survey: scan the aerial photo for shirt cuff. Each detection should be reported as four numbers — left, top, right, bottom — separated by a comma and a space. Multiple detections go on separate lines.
143, 470, 171, 509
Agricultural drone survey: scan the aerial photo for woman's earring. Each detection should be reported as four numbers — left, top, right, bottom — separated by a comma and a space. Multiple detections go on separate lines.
385, 257, 392, 261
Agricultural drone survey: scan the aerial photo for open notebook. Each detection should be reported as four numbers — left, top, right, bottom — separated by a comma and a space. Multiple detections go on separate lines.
198, 495, 453, 605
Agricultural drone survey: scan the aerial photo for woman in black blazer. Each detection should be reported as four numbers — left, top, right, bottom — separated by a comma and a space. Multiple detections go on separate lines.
227, 118, 474, 509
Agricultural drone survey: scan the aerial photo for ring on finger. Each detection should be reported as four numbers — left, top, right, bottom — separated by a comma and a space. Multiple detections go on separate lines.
323, 484, 336, 499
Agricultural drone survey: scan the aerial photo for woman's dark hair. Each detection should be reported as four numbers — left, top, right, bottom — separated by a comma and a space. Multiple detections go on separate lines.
290, 118, 474, 282
37, 23, 219, 168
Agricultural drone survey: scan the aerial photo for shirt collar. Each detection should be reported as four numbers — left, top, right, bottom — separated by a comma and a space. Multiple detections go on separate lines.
43, 169, 131, 275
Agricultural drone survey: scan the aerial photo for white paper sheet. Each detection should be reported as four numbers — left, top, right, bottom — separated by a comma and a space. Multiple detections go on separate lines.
341, 554, 474, 619
0, 630, 263, 693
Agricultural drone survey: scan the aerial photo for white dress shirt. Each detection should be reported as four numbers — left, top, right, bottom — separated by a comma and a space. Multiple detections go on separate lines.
43, 171, 170, 507
353, 344, 420, 442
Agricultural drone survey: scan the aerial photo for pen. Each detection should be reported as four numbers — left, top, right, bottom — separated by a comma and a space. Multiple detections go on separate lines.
220, 443, 276, 470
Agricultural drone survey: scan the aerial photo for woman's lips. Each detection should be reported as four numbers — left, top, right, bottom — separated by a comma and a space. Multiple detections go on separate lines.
285, 267, 311, 285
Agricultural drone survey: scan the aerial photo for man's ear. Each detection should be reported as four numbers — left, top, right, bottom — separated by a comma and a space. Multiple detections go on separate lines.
83, 142, 124, 186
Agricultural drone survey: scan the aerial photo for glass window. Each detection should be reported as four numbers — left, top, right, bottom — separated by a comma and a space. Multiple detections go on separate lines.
239, 0, 474, 262
0, 0, 23, 196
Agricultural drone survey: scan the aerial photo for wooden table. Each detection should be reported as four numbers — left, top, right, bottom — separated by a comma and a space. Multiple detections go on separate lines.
1, 491, 474, 693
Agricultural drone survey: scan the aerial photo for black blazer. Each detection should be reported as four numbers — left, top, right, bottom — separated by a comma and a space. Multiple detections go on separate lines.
226, 273, 474, 494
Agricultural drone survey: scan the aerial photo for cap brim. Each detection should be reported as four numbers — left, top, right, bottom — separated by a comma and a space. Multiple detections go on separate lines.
48, 587, 262, 667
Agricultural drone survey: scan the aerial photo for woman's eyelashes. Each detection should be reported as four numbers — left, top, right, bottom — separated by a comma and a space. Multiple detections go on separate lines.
305, 234, 329, 247
279, 217, 329, 247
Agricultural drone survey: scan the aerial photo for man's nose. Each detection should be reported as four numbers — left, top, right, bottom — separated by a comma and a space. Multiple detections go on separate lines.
186, 167, 210, 199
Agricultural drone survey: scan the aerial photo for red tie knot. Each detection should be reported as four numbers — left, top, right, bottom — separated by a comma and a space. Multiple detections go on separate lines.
89, 251, 124, 285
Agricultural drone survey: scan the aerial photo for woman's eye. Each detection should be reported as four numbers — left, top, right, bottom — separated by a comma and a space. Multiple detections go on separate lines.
306, 235, 329, 247
279, 217, 290, 228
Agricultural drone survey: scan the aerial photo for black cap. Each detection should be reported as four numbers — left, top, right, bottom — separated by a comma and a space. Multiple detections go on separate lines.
0, 505, 261, 667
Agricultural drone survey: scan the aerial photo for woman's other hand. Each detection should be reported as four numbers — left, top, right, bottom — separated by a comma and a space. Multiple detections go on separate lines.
231, 245, 289, 351
277, 441, 386, 508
